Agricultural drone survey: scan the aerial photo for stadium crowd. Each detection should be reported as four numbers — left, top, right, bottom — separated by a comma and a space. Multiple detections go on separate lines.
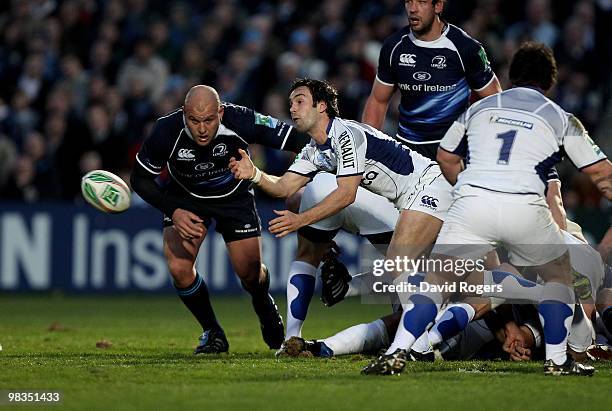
0, 0, 609, 241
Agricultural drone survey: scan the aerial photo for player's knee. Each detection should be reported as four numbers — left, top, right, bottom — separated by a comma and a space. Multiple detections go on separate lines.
166, 259, 195, 284
235, 259, 263, 286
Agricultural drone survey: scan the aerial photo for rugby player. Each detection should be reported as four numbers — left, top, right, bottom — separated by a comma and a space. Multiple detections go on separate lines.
279, 229, 612, 363
131, 85, 310, 354
362, 42, 611, 376
362, 0, 501, 160
229, 77, 456, 270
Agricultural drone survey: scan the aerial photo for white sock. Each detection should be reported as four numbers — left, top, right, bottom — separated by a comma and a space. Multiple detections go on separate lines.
428, 303, 476, 346
411, 332, 432, 354
538, 282, 575, 365
386, 291, 443, 354
482, 270, 543, 302
322, 319, 388, 356
346, 272, 367, 297
286, 261, 317, 338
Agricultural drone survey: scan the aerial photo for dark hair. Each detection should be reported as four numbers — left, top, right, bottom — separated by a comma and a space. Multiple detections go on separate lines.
509, 42, 558, 92
289, 78, 340, 118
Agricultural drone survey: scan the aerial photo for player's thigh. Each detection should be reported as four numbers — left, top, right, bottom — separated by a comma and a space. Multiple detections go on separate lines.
387, 209, 443, 262
163, 226, 206, 283
343, 188, 398, 236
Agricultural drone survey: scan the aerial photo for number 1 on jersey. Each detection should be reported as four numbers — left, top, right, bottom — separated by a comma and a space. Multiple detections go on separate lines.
496, 130, 517, 165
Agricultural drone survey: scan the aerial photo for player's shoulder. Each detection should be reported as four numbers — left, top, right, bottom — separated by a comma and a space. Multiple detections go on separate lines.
221, 101, 249, 117
332, 117, 368, 138
381, 26, 411, 49
154, 108, 184, 130
508, 87, 567, 127
445, 24, 483, 51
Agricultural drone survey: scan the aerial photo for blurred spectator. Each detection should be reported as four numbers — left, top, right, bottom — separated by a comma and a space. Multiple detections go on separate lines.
505, 0, 559, 48
17, 53, 51, 112
0, 155, 40, 202
58, 54, 89, 115
0, 0, 607, 242
117, 37, 169, 103
0, 135, 17, 187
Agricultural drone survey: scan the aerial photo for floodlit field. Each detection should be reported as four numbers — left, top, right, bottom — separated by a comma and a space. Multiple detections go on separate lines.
0, 295, 610, 410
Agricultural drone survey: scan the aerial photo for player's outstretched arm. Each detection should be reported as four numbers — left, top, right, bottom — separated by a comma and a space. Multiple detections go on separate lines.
582, 159, 612, 200
362, 80, 395, 129
268, 175, 361, 238
229, 148, 309, 198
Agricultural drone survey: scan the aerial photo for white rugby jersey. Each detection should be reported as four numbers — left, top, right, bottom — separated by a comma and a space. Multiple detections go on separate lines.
288, 117, 434, 203
440, 87, 607, 195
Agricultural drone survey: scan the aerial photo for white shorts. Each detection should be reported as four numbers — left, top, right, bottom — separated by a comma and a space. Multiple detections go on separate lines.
300, 172, 398, 235
433, 185, 567, 266
395, 164, 452, 221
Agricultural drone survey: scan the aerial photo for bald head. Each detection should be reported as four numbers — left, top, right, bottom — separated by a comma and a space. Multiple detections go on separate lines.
184, 85, 220, 112
183, 85, 224, 146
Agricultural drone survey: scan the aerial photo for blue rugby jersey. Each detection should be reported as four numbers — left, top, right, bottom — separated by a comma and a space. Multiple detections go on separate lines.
377, 24, 495, 145
135, 103, 308, 199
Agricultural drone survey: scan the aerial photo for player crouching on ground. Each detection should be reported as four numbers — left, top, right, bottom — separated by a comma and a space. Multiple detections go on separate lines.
131, 85, 311, 354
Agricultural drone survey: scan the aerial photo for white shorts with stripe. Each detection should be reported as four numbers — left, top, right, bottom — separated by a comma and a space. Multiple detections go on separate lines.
395, 164, 453, 221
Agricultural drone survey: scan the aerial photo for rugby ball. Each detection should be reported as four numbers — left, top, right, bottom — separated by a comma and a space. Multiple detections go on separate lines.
81, 170, 131, 213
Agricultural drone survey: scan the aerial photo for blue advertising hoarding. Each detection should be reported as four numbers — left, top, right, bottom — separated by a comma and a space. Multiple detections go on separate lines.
0, 201, 366, 293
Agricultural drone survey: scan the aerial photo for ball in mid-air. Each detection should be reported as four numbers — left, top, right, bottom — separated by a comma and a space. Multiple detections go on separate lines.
81, 170, 131, 213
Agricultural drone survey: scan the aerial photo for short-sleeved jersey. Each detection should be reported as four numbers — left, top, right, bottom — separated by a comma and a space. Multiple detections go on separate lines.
377, 24, 495, 145
288, 117, 434, 203
136, 103, 307, 199
440, 87, 607, 196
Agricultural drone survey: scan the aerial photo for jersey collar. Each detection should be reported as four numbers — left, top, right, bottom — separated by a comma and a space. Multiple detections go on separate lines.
408, 22, 450, 47
513, 85, 546, 95
315, 118, 335, 150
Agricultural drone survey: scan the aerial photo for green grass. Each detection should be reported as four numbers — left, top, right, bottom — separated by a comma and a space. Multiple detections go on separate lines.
0, 295, 610, 411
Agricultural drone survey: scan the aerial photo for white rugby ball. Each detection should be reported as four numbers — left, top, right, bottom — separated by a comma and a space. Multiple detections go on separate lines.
81, 170, 131, 213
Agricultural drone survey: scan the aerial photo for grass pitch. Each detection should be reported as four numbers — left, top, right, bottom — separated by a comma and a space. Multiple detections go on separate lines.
0, 295, 610, 411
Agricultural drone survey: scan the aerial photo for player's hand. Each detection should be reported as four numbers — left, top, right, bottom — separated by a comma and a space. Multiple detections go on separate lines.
503, 321, 531, 361
229, 148, 255, 180
172, 208, 205, 240
509, 342, 531, 361
269, 209, 305, 238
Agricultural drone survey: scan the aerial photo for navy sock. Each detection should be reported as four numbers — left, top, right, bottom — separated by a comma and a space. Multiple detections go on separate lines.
242, 266, 273, 315
175, 273, 222, 332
